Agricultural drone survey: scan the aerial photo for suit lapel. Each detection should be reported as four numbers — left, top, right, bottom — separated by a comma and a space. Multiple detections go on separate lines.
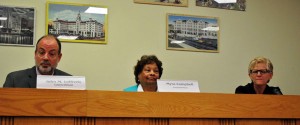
28, 66, 37, 88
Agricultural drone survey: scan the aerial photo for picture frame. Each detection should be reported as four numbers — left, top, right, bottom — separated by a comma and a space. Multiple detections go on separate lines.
46, 2, 108, 44
0, 5, 35, 46
134, 0, 188, 7
167, 13, 219, 52
196, 0, 246, 11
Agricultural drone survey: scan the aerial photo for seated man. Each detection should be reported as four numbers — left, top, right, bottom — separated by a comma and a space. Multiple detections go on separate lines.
235, 57, 282, 95
3, 35, 71, 88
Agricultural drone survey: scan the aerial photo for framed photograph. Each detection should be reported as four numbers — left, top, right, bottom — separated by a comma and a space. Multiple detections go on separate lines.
196, 0, 246, 11
46, 2, 108, 44
0, 5, 35, 46
167, 13, 219, 52
134, 0, 188, 7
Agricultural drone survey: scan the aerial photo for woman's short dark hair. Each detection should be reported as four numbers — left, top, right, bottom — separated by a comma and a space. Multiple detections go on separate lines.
134, 55, 163, 84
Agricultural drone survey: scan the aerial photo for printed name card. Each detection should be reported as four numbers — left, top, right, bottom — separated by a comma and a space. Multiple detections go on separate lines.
157, 79, 200, 92
37, 75, 86, 90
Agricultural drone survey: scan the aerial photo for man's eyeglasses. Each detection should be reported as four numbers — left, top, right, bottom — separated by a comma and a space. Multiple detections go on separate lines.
250, 69, 272, 74
36, 49, 59, 59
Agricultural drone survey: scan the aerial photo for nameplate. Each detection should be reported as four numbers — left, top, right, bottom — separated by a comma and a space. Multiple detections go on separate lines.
37, 75, 86, 90
157, 79, 200, 92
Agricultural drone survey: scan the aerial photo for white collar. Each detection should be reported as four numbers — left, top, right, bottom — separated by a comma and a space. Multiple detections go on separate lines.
137, 84, 158, 92
137, 84, 144, 92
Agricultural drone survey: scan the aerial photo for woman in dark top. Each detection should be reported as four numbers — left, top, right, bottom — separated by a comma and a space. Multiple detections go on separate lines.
235, 57, 282, 95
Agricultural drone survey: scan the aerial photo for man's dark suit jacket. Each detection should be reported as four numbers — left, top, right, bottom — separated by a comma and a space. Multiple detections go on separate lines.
3, 66, 71, 88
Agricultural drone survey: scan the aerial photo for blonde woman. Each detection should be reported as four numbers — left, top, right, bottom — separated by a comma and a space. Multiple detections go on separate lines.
235, 57, 282, 95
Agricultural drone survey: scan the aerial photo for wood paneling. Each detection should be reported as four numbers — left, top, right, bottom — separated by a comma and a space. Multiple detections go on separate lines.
169, 118, 219, 125
74, 117, 95, 125
0, 88, 86, 116
281, 119, 296, 125
13, 117, 74, 125
219, 119, 235, 125
87, 90, 300, 118
0, 117, 13, 125
95, 118, 149, 125
0, 88, 300, 125
235, 119, 281, 125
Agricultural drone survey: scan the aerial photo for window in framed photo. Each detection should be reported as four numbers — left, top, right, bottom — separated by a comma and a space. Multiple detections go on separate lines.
0, 5, 35, 46
46, 2, 108, 44
167, 13, 219, 52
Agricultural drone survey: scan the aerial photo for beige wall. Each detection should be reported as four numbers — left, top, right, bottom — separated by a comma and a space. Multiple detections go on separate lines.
1, 0, 299, 95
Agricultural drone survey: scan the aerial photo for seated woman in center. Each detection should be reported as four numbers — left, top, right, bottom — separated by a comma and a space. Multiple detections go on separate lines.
124, 55, 163, 92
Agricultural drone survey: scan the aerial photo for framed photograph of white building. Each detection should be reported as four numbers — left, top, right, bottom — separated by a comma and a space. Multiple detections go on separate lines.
134, 0, 188, 7
0, 5, 35, 46
46, 2, 108, 44
167, 13, 219, 52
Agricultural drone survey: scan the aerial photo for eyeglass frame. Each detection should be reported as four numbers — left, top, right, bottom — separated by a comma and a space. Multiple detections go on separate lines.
249, 69, 272, 75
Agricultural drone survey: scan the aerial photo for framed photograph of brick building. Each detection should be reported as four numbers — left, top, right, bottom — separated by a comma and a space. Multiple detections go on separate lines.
0, 5, 35, 46
167, 13, 219, 52
134, 0, 188, 7
46, 2, 108, 44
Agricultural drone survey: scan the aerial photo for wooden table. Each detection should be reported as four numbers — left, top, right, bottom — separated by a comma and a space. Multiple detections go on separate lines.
0, 88, 299, 125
